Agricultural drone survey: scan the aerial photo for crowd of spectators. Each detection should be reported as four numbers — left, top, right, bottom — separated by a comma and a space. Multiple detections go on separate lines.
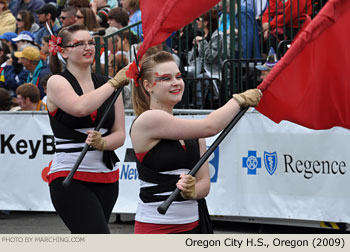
0, 0, 322, 111
0, 0, 144, 111
170, 0, 318, 108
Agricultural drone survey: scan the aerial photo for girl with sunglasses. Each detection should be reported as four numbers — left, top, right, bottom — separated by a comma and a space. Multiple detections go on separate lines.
16, 10, 39, 34
75, 7, 100, 32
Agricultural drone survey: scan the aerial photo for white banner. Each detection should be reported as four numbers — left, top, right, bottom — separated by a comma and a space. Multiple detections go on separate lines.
205, 112, 350, 223
0, 111, 349, 223
0, 112, 55, 211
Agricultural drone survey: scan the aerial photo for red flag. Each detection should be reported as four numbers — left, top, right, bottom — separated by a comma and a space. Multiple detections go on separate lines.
137, 0, 221, 60
256, 0, 350, 130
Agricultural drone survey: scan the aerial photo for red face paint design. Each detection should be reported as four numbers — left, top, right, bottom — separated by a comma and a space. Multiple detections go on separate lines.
154, 72, 183, 84
175, 72, 182, 78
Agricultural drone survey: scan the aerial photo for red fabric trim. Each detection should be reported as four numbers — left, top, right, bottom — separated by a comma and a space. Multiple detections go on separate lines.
135, 151, 147, 163
47, 170, 119, 184
135, 144, 186, 163
134, 220, 199, 234
93, 48, 106, 64
49, 108, 58, 117
90, 110, 97, 122
99, 10, 109, 18
35, 77, 40, 87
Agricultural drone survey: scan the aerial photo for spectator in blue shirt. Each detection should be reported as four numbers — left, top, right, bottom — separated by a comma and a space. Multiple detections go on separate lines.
121, 0, 142, 40
10, 0, 45, 24
219, 0, 261, 59
3, 52, 30, 97
34, 3, 60, 46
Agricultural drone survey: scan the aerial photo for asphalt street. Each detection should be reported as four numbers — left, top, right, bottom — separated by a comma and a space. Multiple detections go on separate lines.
0, 211, 347, 234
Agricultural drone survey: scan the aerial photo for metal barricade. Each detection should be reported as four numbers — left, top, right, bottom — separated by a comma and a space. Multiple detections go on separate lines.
220, 58, 265, 103
176, 77, 222, 110
94, 21, 142, 75
91, 1, 329, 111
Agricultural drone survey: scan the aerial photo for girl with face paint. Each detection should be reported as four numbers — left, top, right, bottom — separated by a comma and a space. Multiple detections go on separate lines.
130, 51, 262, 234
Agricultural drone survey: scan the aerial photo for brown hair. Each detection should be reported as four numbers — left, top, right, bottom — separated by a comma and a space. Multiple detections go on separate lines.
67, 0, 90, 9
49, 24, 89, 74
110, 53, 128, 75
16, 83, 40, 103
202, 8, 219, 33
108, 7, 129, 27
128, 0, 140, 12
0, 88, 12, 111
17, 10, 35, 32
61, 6, 77, 16
0, 41, 10, 64
118, 30, 140, 46
0, 0, 8, 10
132, 51, 175, 116
79, 7, 100, 31
42, 34, 51, 44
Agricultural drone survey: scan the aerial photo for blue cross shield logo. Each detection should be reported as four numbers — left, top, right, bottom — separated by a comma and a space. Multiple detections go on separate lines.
208, 146, 219, 183
242, 151, 261, 175
264, 151, 277, 175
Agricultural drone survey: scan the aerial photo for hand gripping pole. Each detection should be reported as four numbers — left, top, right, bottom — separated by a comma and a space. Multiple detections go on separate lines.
157, 107, 249, 214
62, 87, 123, 187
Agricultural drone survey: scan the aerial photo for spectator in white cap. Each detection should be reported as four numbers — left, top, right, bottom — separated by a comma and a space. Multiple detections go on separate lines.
11, 31, 35, 50
35, 3, 60, 46
13, 45, 51, 99
255, 47, 278, 81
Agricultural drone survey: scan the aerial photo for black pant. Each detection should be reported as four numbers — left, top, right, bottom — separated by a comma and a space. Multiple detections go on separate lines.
49, 177, 119, 234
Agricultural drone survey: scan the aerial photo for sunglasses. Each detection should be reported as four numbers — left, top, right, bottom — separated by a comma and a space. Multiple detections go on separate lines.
59, 16, 70, 20
16, 18, 23, 22
76, 15, 84, 19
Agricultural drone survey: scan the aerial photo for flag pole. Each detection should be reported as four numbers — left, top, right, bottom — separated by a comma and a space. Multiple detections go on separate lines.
157, 106, 249, 214
62, 87, 124, 187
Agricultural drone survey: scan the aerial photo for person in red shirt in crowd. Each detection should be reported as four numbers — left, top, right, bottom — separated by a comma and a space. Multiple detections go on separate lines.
261, 0, 312, 49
